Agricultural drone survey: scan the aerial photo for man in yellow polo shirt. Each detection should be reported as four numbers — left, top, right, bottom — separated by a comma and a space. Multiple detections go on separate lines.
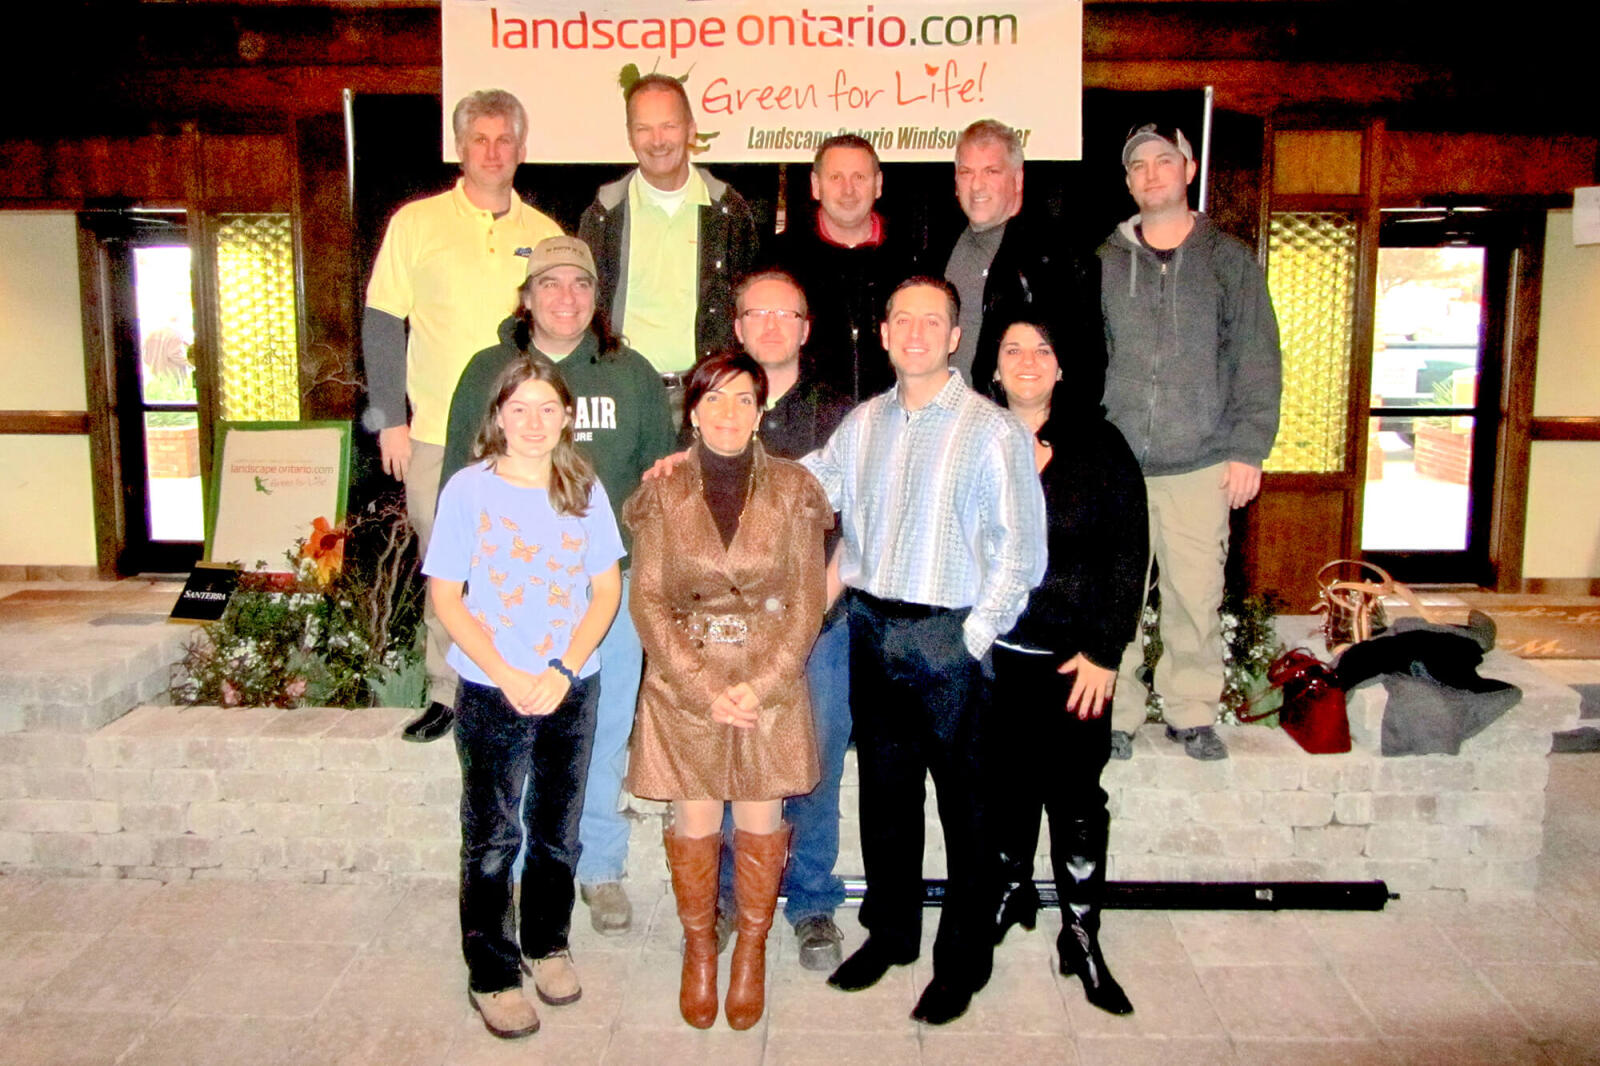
363, 88, 562, 742
578, 73, 758, 427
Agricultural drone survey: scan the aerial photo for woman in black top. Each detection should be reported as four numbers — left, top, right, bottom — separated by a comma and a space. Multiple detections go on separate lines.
985, 317, 1148, 1015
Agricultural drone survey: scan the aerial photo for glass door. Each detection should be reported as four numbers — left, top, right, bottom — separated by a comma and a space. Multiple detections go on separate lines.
1361, 210, 1507, 585
89, 211, 206, 574
133, 244, 204, 550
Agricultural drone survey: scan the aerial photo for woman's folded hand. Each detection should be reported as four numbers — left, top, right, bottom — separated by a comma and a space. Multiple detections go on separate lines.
710, 682, 761, 729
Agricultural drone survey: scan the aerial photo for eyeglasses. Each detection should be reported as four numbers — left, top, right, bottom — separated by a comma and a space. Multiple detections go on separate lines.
740, 308, 805, 323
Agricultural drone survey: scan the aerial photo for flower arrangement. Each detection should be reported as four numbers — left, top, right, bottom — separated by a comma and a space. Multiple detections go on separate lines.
1218, 590, 1287, 725
172, 495, 425, 709
1139, 589, 1286, 726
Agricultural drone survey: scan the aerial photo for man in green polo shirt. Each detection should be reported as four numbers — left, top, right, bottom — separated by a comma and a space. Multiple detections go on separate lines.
363, 89, 562, 742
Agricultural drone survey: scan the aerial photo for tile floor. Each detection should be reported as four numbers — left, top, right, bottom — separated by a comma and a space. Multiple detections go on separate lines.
0, 750, 1595, 1065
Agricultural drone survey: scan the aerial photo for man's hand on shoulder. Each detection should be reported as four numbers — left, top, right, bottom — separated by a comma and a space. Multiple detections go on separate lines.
1223, 461, 1262, 509
641, 449, 691, 482
379, 425, 413, 482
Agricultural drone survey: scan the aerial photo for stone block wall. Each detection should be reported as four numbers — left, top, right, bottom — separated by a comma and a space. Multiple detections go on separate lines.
0, 619, 1579, 902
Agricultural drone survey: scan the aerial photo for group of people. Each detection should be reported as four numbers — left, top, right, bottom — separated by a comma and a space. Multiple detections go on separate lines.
364, 81, 1281, 1039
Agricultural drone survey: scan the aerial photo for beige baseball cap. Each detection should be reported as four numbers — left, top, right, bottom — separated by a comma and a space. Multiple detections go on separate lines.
525, 235, 597, 280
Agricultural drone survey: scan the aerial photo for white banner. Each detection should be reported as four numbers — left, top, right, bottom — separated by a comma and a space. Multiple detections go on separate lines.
441, 0, 1081, 163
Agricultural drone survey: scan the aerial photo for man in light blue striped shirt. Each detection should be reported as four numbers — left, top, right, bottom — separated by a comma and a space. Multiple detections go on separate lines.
803, 276, 1046, 1025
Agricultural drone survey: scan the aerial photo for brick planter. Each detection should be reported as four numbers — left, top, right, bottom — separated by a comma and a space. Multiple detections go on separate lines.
1413, 421, 1471, 485
147, 424, 201, 478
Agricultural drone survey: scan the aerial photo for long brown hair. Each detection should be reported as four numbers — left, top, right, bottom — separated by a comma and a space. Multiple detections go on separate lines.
471, 357, 598, 517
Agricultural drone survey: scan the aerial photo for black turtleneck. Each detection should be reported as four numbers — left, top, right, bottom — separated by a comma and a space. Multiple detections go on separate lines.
700, 444, 754, 549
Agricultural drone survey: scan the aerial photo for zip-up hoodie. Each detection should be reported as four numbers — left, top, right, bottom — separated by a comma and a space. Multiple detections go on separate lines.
1098, 212, 1282, 477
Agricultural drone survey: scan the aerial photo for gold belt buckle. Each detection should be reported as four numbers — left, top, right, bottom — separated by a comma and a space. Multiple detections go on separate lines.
704, 614, 749, 645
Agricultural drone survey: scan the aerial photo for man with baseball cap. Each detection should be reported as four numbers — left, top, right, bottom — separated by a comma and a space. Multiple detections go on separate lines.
443, 234, 676, 937
1099, 122, 1282, 761
363, 89, 563, 744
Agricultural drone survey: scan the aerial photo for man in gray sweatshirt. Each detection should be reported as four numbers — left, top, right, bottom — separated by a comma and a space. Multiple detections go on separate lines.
1099, 124, 1282, 761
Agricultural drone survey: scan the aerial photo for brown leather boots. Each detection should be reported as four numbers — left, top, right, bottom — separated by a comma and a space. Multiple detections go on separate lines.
663, 823, 792, 1030
663, 828, 721, 1028
725, 824, 791, 1030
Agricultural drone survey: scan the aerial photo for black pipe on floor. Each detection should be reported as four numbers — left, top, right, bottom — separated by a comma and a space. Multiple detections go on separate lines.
834, 879, 1397, 911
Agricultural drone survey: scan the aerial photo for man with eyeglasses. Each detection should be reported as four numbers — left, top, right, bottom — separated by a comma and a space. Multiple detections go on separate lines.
703, 269, 858, 970
1100, 123, 1282, 762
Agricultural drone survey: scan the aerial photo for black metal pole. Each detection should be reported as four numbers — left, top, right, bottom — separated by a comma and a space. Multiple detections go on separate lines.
833, 879, 1396, 911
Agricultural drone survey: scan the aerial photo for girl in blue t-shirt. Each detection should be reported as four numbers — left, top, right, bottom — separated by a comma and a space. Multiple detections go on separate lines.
423, 357, 624, 1040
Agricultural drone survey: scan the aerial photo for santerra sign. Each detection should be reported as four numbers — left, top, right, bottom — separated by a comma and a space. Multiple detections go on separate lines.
442, 0, 1081, 162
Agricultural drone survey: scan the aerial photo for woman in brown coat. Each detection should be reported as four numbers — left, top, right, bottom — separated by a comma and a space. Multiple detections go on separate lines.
623, 351, 830, 1031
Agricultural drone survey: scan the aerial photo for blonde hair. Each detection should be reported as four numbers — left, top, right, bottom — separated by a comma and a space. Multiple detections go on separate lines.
472, 358, 597, 517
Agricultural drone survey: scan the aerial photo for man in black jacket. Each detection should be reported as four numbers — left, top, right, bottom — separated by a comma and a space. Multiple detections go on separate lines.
941, 120, 1080, 392
764, 135, 918, 401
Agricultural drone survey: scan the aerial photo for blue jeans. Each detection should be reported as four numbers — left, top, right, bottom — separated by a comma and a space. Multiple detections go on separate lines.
576, 572, 641, 885
719, 609, 851, 925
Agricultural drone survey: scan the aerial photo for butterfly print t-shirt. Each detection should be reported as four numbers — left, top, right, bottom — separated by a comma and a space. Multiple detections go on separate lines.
423, 461, 624, 686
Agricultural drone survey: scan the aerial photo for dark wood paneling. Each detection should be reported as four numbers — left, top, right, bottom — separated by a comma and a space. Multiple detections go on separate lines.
1521, 578, 1600, 596
1344, 119, 1384, 543
1530, 417, 1600, 442
78, 222, 123, 581
1086, 59, 1458, 116
1274, 129, 1362, 196
1383, 133, 1598, 202
100, 66, 439, 125
293, 112, 361, 423
1243, 486, 1352, 612
1206, 109, 1266, 249
0, 135, 191, 203
0, 411, 90, 435
201, 134, 293, 210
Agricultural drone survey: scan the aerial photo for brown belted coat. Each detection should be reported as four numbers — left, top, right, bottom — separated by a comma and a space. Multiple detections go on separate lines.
622, 443, 830, 801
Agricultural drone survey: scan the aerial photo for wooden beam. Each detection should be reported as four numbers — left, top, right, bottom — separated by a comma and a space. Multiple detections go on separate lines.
1530, 417, 1600, 443
77, 221, 125, 581
0, 411, 90, 435
1489, 223, 1547, 592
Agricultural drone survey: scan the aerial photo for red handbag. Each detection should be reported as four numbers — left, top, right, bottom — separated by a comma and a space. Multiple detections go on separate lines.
1238, 648, 1352, 754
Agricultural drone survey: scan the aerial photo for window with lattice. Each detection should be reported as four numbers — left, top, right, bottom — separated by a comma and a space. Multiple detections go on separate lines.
1263, 211, 1357, 473
214, 214, 300, 422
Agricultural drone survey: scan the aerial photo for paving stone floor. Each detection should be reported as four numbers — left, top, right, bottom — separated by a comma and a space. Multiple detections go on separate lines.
0, 750, 1595, 1065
